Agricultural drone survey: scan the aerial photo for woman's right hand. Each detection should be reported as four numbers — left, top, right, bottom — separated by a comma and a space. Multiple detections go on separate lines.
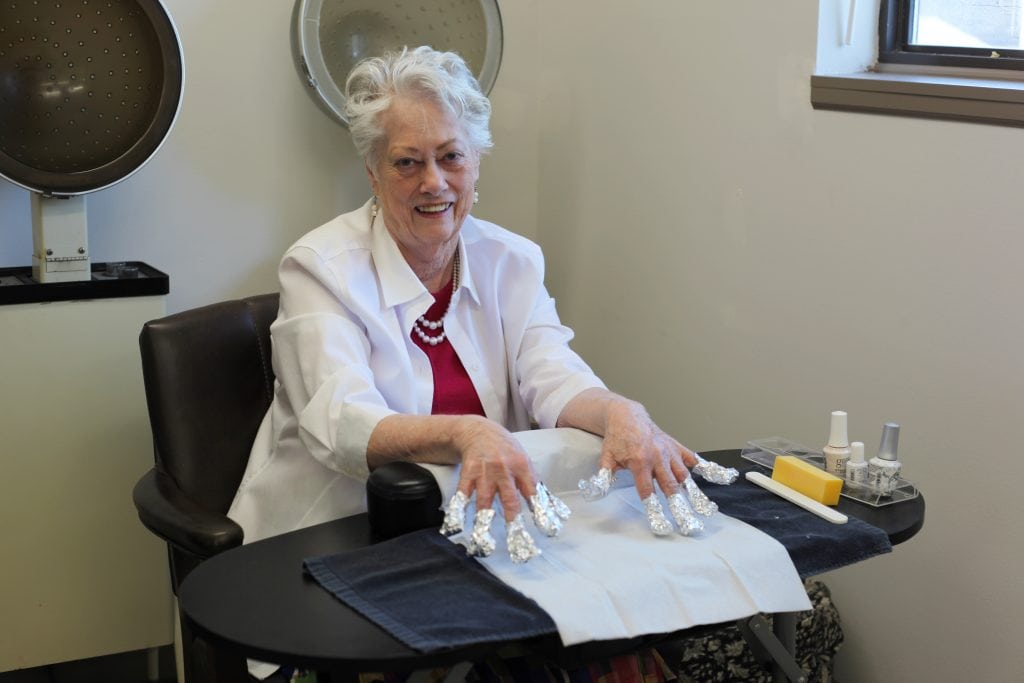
451, 415, 538, 519
366, 412, 568, 562
440, 416, 571, 562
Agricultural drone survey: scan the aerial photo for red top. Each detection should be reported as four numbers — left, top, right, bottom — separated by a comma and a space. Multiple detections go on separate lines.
411, 277, 486, 417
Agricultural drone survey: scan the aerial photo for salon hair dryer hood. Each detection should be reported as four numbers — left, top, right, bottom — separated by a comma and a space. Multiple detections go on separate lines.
0, 0, 184, 197
0, 0, 183, 284
292, 0, 503, 127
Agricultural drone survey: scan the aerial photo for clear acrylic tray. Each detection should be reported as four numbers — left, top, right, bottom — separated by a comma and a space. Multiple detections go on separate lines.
740, 437, 919, 508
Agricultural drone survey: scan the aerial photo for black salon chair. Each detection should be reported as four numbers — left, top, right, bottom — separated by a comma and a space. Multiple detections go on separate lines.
132, 293, 278, 683
132, 293, 442, 683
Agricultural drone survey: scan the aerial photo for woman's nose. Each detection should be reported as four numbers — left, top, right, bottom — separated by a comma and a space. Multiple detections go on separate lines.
419, 159, 448, 194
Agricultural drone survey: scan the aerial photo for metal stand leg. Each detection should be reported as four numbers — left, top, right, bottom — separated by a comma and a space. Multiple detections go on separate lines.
772, 612, 799, 683
738, 613, 806, 683
174, 604, 185, 683
147, 646, 161, 681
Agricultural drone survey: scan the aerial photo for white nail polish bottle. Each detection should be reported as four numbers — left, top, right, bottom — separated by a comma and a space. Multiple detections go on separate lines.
823, 410, 851, 478
868, 422, 902, 497
845, 441, 868, 488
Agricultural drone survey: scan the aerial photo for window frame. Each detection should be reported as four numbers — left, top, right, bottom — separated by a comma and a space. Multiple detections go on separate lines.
809, 0, 1024, 128
878, 0, 1024, 71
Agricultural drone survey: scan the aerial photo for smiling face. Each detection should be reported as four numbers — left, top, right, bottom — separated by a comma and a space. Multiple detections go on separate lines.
367, 95, 481, 273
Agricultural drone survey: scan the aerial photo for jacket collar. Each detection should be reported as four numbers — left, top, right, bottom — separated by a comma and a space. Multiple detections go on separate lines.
370, 200, 481, 310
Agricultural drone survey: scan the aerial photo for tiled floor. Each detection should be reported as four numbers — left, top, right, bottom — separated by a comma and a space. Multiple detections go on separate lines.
0, 646, 176, 683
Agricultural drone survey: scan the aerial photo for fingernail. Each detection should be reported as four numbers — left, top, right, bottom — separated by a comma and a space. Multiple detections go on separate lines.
685, 477, 718, 516
545, 487, 572, 521
466, 508, 497, 557
507, 513, 541, 564
578, 467, 614, 501
668, 492, 703, 536
529, 484, 563, 537
642, 494, 674, 536
693, 456, 739, 485
439, 490, 469, 536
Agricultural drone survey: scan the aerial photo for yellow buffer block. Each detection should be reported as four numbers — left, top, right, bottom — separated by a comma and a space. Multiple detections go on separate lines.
772, 456, 843, 505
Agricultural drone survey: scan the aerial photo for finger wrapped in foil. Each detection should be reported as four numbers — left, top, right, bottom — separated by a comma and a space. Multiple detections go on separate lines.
506, 513, 542, 564
439, 490, 469, 536
684, 476, 718, 516
529, 482, 567, 537
578, 467, 615, 501
693, 454, 739, 485
642, 494, 674, 536
466, 508, 497, 557
667, 492, 704, 536
548, 489, 573, 520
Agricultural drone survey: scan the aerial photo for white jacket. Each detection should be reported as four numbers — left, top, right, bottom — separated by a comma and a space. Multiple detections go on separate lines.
227, 200, 605, 543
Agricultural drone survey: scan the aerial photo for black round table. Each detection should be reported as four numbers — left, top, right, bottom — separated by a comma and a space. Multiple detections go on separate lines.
177, 449, 925, 679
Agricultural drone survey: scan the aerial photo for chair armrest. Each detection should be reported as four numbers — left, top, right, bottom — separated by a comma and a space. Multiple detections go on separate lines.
366, 461, 444, 540
132, 468, 244, 558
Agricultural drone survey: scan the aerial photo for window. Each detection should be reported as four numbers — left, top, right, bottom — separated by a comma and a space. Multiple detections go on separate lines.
879, 0, 1024, 71
810, 0, 1024, 128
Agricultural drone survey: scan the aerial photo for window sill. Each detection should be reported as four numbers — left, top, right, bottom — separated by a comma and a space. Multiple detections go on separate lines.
810, 68, 1024, 127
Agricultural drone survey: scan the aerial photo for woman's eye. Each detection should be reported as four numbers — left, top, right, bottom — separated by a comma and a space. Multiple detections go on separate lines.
395, 158, 417, 169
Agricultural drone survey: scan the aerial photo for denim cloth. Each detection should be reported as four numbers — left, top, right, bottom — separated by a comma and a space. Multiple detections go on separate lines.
303, 529, 556, 653
304, 469, 891, 653
703, 467, 892, 577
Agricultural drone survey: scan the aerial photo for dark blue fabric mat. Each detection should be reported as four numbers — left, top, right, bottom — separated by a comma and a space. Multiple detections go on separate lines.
305, 471, 893, 652
704, 467, 892, 577
303, 528, 556, 653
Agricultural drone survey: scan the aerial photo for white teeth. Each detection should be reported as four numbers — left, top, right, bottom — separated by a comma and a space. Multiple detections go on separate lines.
418, 203, 450, 213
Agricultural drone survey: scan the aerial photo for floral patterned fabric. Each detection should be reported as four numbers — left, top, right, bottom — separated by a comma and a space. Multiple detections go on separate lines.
662, 579, 843, 683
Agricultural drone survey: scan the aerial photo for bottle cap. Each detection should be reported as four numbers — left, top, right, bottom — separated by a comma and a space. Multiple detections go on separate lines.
828, 411, 849, 447
850, 441, 865, 463
877, 422, 900, 461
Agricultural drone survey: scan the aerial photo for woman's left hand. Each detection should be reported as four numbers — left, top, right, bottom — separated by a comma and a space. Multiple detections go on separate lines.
576, 398, 738, 536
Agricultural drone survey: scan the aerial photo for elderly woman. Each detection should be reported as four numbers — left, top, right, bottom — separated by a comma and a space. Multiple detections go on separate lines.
229, 47, 761, 682
229, 46, 724, 550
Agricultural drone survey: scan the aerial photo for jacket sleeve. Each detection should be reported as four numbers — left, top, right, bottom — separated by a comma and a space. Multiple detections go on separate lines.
270, 245, 396, 481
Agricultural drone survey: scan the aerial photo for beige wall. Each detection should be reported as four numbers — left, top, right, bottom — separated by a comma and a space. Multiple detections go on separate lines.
534, 2, 1022, 681
1, 0, 1018, 679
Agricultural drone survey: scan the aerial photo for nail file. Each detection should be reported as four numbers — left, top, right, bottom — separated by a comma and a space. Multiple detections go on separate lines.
745, 471, 848, 525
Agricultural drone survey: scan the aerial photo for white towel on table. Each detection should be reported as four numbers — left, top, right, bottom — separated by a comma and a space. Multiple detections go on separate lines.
421, 428, 811, 646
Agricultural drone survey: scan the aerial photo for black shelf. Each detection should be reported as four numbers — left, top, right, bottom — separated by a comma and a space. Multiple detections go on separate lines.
0, 262, 169, 305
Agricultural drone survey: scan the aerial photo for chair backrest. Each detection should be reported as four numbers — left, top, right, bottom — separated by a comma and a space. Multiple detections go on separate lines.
139, 293, 279, 514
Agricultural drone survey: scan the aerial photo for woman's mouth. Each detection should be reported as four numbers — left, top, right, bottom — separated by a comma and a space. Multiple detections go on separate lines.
416, 202, 453, 215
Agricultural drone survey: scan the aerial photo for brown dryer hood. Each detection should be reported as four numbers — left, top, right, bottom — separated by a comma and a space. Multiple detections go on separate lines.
0, 0, 184, 197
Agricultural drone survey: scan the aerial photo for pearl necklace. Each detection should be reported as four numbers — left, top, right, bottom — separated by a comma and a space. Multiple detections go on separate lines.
413, 251, 460, 346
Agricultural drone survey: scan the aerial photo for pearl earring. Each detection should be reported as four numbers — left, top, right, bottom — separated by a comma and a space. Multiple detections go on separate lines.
474, 189, 479, 205
371, 196, 379, 219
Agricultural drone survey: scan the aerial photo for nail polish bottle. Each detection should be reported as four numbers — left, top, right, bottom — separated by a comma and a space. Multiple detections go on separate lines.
868, 422, 902, 496
823, 410, 851, 478
845, 441, 868, 488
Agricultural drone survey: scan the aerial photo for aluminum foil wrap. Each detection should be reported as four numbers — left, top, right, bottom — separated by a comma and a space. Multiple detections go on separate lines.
685, 476, 718, 516
545, 484, 573, 521
466, 508, 497, 557
506, 513, 542, 564
439, 490, 469, 536
578, 467, 614, 501
529, 482, 570, 537
642, 494, 674, 536
667, 492, 703, 536
693, 455, 739, 485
